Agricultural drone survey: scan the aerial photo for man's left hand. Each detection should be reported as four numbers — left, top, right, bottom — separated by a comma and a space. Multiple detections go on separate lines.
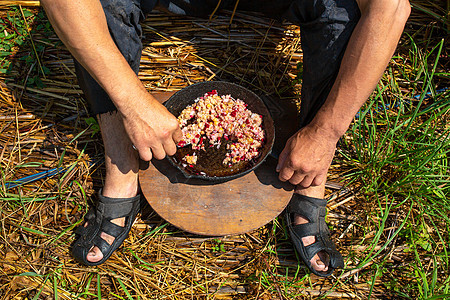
276, 124, 338, 187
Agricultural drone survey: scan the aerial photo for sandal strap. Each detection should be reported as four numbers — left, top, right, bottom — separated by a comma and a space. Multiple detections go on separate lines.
303, 238, 334, 261
287, 194, 327, 223
292, 223, 331, 262
93, 235, 112, 255
96, 192, 140, 221
85, 208, 96, 221
100, 219, 126, 238
291, 222, 319, 238
75, 226, 87, 235
305, 243, 344, 269
330, 251, 344, 269
75, 208, 96, 235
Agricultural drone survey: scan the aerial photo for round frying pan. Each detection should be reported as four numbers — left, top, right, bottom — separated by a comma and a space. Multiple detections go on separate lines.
164, 81, 275, 181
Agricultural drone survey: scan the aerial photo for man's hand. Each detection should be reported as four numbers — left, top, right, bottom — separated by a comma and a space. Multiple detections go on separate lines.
276, 0, 410, 189
120, 94, 182, 161
41, 0, 184, 162
276, 124, 338, 187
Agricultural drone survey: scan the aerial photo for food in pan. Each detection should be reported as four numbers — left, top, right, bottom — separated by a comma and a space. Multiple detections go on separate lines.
177, 90, 265, 166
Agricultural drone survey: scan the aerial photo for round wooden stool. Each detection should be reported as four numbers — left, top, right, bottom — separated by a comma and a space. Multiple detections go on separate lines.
139, 92, 297, 236
139, 156, 293, 236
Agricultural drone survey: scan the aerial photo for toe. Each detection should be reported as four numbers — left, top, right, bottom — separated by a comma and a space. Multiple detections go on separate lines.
312, 255, 329, 272
318, 251, 330, 268
87, 246, 104, 263
85, 217, 125, 263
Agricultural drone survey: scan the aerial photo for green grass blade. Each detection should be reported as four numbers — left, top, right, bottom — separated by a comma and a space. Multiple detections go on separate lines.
116, 277, 134, 300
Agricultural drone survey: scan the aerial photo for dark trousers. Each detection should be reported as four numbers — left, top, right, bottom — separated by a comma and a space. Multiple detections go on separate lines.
75, 0, 360, 128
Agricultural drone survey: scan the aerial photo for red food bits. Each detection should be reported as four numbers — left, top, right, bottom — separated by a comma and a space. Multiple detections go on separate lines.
177, 90, 265, 166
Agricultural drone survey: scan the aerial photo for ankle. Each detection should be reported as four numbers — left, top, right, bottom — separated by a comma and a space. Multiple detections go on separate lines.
102, 178, 139, 198
294, 185, 325, 199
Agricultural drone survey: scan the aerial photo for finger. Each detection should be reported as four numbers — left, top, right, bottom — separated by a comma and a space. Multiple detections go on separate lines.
138, 147, 153, 161
278, 164, 295, 182
173, 127, 183, 144
287, 172, 306, 186
163, 140, 177, 156
276, 148, 289, 172
151, 144, 166, 160
311, 173, 327, 186
297, 175, 314, 188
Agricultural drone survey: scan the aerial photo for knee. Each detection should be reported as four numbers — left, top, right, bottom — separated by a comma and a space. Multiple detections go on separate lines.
100, 0, 140, 15
100, 0, 144, 69
100, 0, 143, 32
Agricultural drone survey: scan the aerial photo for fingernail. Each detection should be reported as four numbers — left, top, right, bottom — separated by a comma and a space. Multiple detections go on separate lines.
276, 164, 280, 172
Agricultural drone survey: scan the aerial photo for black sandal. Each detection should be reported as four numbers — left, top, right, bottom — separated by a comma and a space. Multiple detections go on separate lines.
285, 193, 344, 277
72, 191, 141, 266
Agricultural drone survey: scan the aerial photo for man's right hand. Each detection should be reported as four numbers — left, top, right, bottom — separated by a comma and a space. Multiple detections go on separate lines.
40, 0, 182, 162
120, 93, 182, 161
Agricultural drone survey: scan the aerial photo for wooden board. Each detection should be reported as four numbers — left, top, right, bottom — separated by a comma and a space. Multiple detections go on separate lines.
140, 156, 294, 236
139, 91, 298, 236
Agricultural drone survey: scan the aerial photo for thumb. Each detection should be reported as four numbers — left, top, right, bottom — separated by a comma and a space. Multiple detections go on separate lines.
276, 148, 289, 172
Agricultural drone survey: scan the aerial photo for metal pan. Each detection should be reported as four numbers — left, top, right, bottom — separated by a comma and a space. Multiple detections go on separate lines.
164, 81, 275, 181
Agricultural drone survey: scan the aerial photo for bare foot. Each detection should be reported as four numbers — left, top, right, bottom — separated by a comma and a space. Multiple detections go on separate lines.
84, 217, 126, 263
294, 214, 330, 273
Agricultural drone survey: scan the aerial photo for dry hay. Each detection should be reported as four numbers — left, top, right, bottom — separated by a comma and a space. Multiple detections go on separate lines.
0, 1, 447, 299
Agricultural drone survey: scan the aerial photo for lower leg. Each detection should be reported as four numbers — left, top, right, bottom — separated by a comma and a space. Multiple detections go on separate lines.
85, 111, 140, 263
100, 111, 140, 198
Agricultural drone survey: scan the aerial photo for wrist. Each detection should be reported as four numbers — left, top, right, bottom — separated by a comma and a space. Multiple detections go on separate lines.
307, 101, 356, 141
107, 76, 150, 115
307, 117, 345, 143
